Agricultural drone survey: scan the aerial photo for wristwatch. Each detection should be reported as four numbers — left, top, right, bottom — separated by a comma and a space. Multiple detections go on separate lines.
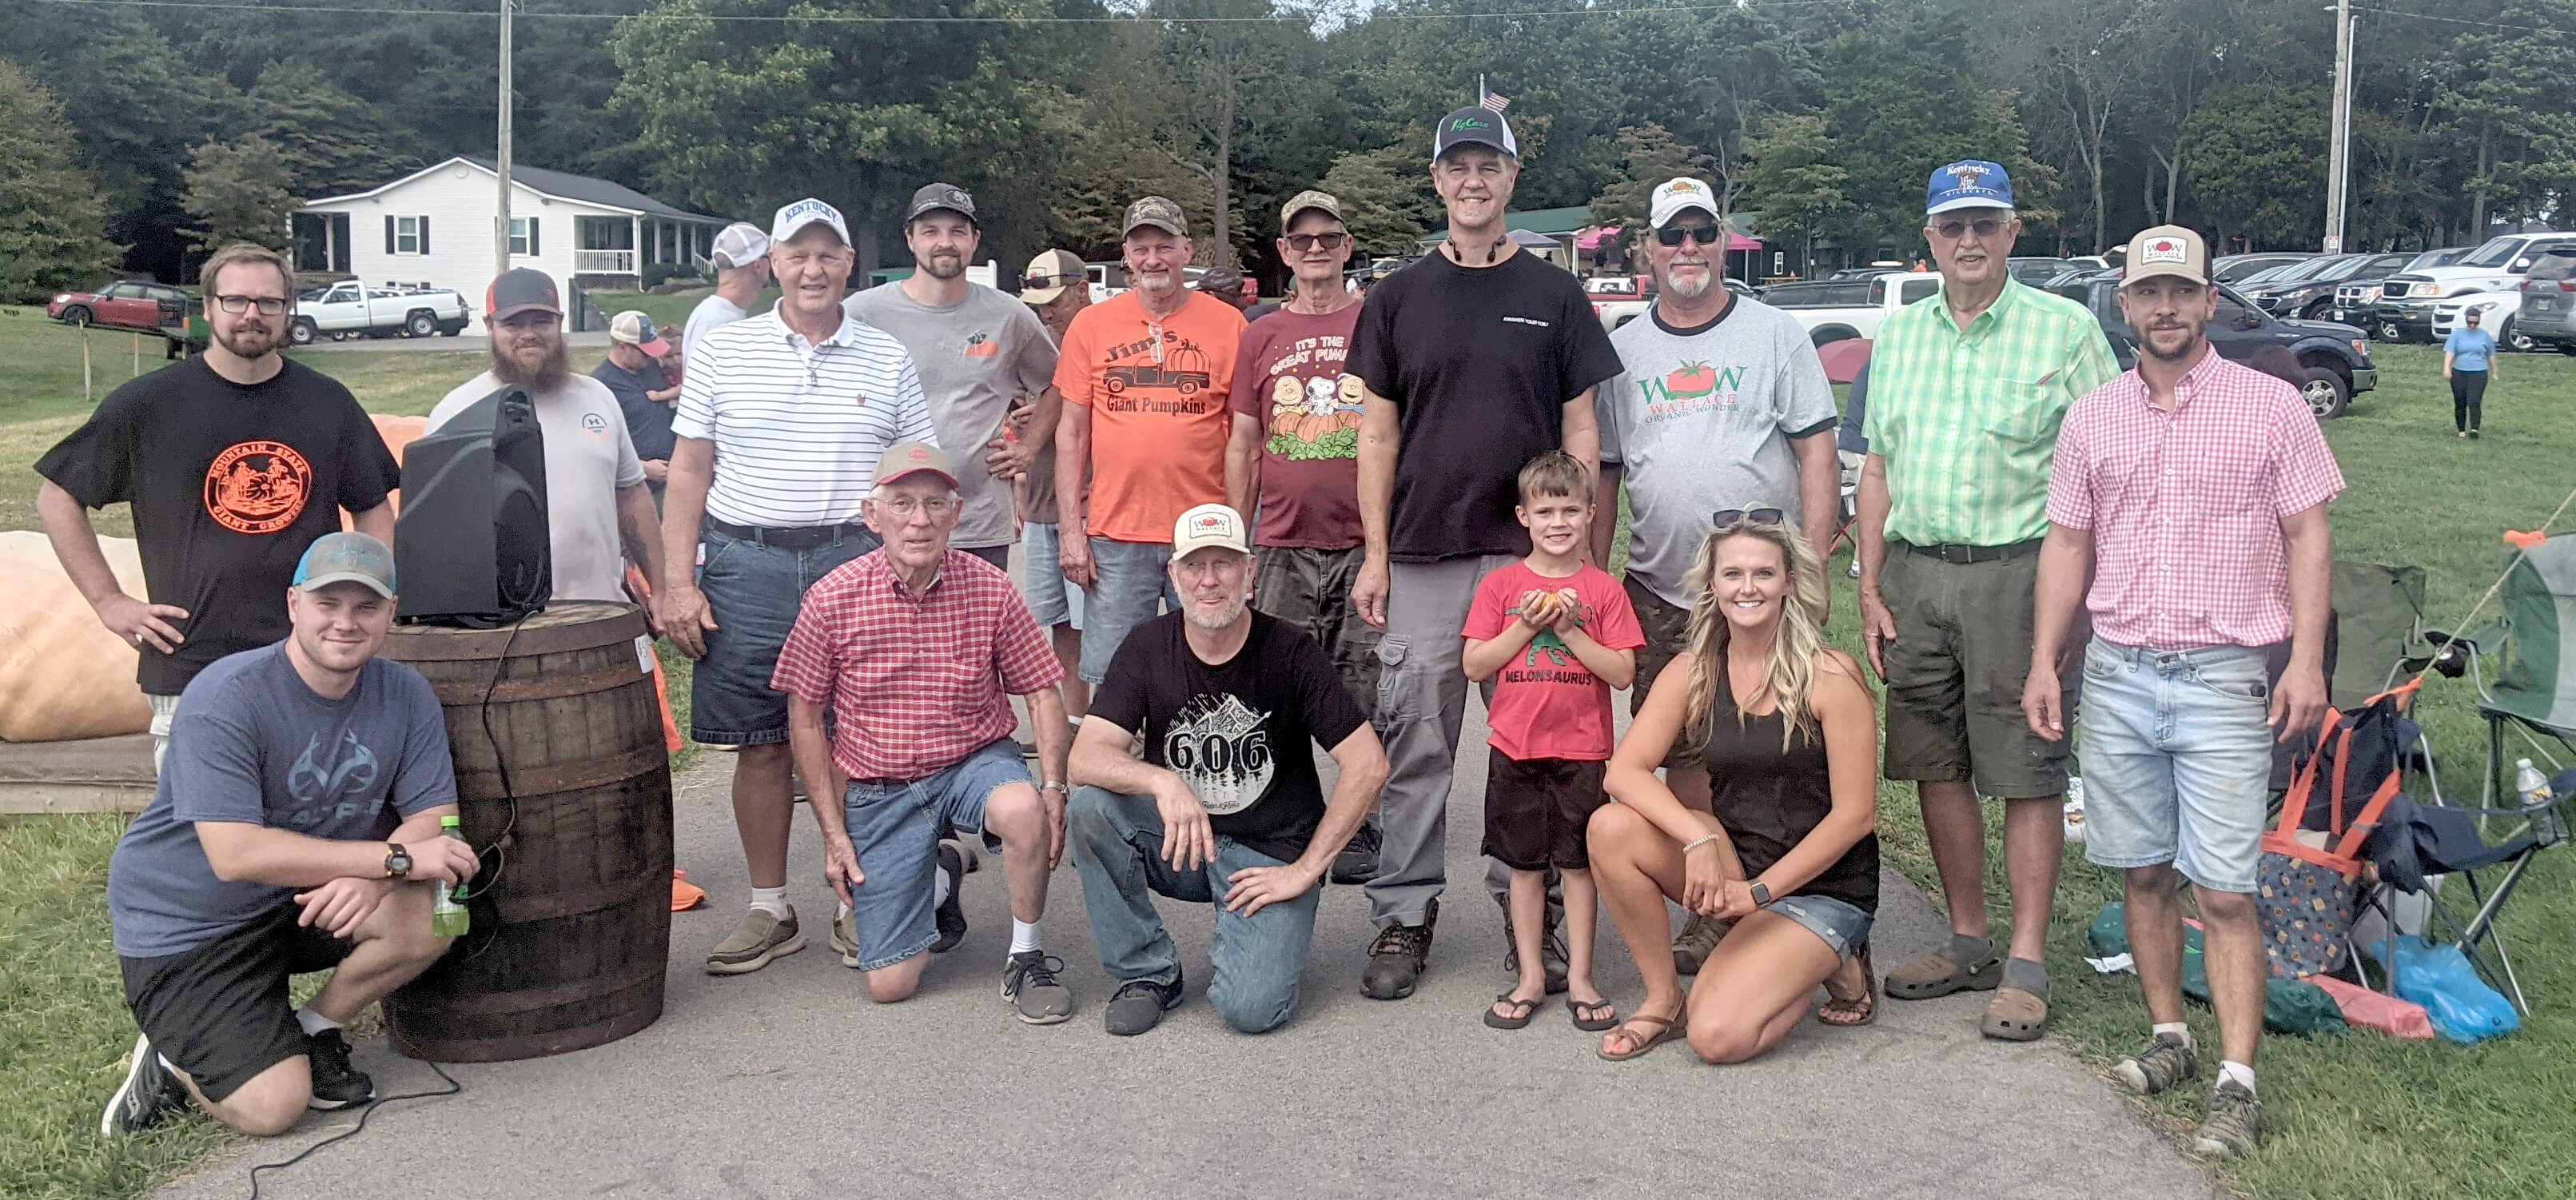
1747, 879, 1774, 908
384, 843, 413, 879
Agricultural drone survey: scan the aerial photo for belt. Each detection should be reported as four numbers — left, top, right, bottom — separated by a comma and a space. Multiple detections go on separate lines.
705, 517, 872, 549
1902, 539, 2042, 564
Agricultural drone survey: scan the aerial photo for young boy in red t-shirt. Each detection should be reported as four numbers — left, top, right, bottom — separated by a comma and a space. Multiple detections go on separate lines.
1463, 451, 1642, 1032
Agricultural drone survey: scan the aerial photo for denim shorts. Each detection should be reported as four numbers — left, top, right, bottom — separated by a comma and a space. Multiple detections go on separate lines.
1019, 521, 1085, 631
2076, 639, 2275, 895
1077, 537, 1179, 684
691, 524, 878, 745
1768, 893, 1874, 963
842, 738, 1031, 971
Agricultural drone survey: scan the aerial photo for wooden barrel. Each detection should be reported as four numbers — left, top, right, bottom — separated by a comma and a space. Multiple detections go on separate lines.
379, 601, 674, 1062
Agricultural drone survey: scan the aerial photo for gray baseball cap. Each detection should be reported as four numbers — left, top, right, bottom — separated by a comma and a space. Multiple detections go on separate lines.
905, 182, 977, 226
293, 532, 397, 598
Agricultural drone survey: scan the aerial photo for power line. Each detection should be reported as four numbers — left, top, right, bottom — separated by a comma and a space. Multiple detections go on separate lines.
30, 0, 1854, 22
2352, 6, 2573, 35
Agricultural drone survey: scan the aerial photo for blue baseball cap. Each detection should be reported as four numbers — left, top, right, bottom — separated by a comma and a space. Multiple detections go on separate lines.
1926, 160, 2014, 216
293, 532, 397, 598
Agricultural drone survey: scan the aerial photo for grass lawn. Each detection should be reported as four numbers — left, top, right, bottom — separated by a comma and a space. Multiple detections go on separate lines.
583, 287, 781, 337
2, 306, 2570, 1198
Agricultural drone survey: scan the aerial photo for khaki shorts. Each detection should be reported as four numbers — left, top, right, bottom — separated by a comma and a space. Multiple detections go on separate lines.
1877, 546, 2077, 799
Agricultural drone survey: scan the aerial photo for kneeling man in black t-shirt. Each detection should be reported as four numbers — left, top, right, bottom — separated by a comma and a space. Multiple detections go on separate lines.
1069, 504, 1388, 1036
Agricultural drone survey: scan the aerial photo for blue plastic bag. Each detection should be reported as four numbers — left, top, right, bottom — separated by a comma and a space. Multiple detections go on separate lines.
2368, 935, 2520, 1044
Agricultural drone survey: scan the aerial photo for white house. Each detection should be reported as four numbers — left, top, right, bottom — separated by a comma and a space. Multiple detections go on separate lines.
293, 156, 731, 301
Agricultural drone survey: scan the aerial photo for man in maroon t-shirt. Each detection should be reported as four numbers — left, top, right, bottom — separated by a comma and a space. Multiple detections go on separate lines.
1225, 190, 1380, 883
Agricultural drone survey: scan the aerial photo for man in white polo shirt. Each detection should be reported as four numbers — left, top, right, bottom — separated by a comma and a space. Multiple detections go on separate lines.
658, 197, 938, 975
683, 222, 771, 361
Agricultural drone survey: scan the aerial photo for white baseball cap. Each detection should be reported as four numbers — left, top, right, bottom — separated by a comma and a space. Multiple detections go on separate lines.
770, 198, 850, 247
710, 222, 770, 270
1650, 177, 1722, 230
1171, 503, 1250, 558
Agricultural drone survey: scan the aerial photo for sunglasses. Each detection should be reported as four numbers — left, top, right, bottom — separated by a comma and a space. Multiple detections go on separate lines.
1284, 232, 1349, 252
1932, 215, 2011, 240
1022, 274, 1071, 290
1658, 224, 1724, 247
1711, 507, 1786, 528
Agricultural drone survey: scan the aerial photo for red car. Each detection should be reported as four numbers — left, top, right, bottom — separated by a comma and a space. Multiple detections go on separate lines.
50, 281, 195, 332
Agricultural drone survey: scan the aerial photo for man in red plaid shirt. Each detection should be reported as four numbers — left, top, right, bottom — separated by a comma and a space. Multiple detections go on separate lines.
771, 442, 1077, 1023
2023, 225, 2343, 1159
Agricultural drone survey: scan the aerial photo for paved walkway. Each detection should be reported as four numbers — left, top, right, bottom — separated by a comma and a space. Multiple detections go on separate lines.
162, 701, 2219, 1200
293, 331, 613, 353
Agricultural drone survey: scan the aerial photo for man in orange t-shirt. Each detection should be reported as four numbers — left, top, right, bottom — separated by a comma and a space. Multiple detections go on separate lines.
1053, 196, 1246, 684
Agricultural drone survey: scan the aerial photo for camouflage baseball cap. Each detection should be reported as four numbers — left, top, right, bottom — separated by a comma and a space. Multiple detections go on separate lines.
1280, 189, 1344, 231
1122, 196, 1188, 238
905, 182, 977, 226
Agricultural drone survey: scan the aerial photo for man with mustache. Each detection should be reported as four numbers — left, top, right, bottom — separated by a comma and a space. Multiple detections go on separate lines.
428, 269, 664, 606
1853, 161, 2118, 1041
37, 242, 400, 770
1592, 177, 1841, 975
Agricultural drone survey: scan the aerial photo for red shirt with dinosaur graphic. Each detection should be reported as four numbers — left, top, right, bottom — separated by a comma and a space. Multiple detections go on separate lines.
1463, 561, 1644, 761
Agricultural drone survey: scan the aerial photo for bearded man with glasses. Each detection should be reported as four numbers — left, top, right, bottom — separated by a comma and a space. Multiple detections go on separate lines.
1852, 160, 2119, 1043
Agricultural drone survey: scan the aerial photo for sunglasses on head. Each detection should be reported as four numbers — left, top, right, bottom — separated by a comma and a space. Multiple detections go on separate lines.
1711, 507, 1786, 529
1022, 273, 1070, 290
1284, 232, 1349, 252
1658, 224, 1724, 247
1933, 215, 2011, 240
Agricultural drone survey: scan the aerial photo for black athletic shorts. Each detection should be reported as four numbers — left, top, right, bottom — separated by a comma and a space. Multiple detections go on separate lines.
118, 903, 353, 1102
1482, 749, 1609, 871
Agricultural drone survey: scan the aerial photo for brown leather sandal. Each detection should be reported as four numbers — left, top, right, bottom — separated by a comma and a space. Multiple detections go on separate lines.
1816, 945, 1877, 1027
1596, 1010, 1685, 1061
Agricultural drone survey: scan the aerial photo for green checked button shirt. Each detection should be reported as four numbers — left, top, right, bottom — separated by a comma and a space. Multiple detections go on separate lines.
1861, 280, 2119, 547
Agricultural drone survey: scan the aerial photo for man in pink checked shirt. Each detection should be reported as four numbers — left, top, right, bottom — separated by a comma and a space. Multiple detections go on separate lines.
2022, 225, 2343, 1161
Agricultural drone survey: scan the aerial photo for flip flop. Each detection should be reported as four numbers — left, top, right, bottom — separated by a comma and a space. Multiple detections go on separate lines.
1596, 1011, 1684, 1061
1816, 946, 1877, 1027
1484, 992, 1545, 1030
1569, 996, 1619, 1032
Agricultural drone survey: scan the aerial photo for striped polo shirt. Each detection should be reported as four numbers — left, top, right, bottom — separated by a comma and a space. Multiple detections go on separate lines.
674, 308, 937, 528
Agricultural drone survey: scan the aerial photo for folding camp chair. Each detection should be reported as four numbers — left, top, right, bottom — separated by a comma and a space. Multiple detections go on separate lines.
2328, 560, 2441, 712
2449, 537, 2576, 817
2359, 768, 2572, 1015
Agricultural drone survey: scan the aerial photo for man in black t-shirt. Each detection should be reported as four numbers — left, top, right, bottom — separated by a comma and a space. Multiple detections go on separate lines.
1344, 108, 1625, 1001
36, 243, 401, 769
1068, 504, 1388, 1038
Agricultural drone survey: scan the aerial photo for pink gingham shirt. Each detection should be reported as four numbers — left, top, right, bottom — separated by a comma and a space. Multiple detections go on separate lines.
771, 549, 1063, 781
2045, 348, 2344, 651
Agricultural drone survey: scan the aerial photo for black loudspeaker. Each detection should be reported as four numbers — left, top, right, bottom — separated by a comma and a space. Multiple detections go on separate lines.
396, 385, 551, 627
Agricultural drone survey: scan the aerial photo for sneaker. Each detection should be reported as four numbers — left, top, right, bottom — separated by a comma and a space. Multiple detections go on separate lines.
1495, 891, 1569, 995
1671, 913, 1730, 975
1002, 951, 1076, 1024
1104, 971, 1184, 1036
2192, 1079, 2262, 1157
100, 1032, 189, 1136
2112, 1032, 2200, 1096
706, 907, 806, 975
1329, 823, 1382, 885
1360, 899, 1438, 1000
930, 843, 968, 954
303, 1029, 373, 1110
831, 905, 860, 969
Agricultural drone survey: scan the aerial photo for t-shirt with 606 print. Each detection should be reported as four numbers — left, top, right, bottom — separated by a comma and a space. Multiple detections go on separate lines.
1091, 609, 1370, 864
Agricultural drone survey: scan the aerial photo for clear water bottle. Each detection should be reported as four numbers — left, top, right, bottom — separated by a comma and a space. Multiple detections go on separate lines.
431, 815, 472, 938
2516, 759, 2565, 843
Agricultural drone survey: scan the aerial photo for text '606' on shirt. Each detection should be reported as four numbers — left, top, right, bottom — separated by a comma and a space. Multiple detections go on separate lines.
673, 309, 936, 529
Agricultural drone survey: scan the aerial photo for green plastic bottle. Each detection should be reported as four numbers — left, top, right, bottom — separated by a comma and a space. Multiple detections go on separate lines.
431, 815, 472, 939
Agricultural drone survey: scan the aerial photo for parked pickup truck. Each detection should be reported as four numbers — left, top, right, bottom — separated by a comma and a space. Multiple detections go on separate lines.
2074, 274, 2375, 419
1760, 272, 1942, 345
289, 281, 472, 345
2365, 231, 2576, 345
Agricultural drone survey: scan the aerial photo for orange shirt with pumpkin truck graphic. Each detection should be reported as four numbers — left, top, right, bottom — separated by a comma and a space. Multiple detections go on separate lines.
1054, 289, 1245, 544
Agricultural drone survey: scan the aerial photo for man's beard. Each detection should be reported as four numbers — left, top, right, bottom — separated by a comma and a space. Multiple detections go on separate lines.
1663, 269, 1712, 300
2140, 325, 2205, 363
922, 253, 965, 281
492, 339, 572, 390
1182, 592, 1248, 631
214, 323, 278, 359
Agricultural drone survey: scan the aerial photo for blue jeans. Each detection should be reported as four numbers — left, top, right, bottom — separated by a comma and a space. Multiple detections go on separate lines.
1019, 520, 1085, 630
2077, 639, 2275, 894
1077, 538, 1179, 684
1068, 786, 1320, 1034
1766, 894, 1874, 963
841, 739, 1031, 971
690, 525, 878, 744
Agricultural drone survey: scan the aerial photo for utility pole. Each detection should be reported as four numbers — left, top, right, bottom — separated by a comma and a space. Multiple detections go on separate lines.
495, 0, 515, 275
2323, 0, 2353, 252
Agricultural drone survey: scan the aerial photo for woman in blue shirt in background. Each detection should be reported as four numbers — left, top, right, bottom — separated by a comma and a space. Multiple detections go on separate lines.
2443, 308, 2498, 439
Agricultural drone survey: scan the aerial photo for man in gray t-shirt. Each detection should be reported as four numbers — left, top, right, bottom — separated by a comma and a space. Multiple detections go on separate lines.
845, 185, 1058, 566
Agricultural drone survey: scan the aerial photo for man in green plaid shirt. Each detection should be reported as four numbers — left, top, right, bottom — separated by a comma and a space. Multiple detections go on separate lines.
1853, 160, 2118, 1043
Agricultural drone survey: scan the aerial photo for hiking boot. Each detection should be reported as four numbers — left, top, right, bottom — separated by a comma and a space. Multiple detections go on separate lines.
2192, 1080, 2262, 1157
1495, 891, 1568, 994
1671, 913, 1731, 975
831, 905, 860, 969
2112, 1033, 2200, 1096
931, 843, 969, 954
303, 1029, 372, 1110
1003, 951, 1076, 1024
1330, 823, 1382, 884
1360, 899, 1438, 1000
100, 1033, 189, 1136
1104, 972, 1184, 1036
707, 907, 806, 975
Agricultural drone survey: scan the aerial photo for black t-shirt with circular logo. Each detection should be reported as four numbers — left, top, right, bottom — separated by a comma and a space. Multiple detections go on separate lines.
37, 356, 400, 694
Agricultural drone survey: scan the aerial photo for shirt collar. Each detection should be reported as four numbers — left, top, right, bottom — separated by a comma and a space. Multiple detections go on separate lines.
2123, 343, 2224, 412
1937, 277, 2021, 337
872, 548, 950, 599
760, 307, 859, 352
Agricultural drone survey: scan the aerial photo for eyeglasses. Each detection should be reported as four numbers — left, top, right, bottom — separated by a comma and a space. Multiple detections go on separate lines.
1284, 232, 1350, 252
874, 496, 958, 518
1711, 507, 1786, 528
213, 295, 289, 315
1932, 215, 2011, 241
1658, 225, 1723, 247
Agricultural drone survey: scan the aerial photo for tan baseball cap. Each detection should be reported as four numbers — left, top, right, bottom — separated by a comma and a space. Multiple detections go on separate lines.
2125, 225, 2209, 285
871, 441, 958, 489
1280, 190, 1344, 231
1171, 502, 1249, 558
1123, 196, 1188, 238
1021, 249, 1085, 305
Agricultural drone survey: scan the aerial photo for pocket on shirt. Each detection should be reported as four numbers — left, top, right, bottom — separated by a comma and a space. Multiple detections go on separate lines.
2185, 440, 2269, 516
1983, 381, 2062, 445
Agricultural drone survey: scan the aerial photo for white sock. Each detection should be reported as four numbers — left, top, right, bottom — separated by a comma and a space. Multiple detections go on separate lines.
934, 863, 954, 909
2152, 1021, 2193, 1049
1009, 919, 1042, 959
2219, 1060, 2256, 1095
750, 887, 790, 919
296, 1007, 341, 1038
